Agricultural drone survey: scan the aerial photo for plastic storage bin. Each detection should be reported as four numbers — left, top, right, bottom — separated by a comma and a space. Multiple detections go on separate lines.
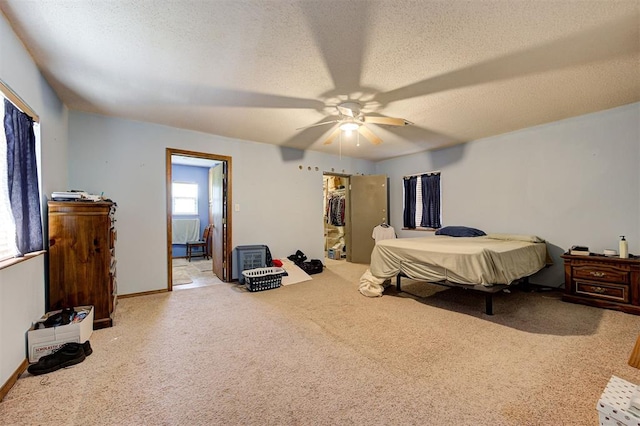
242, 267, 285, 292
234, 245, 268, 283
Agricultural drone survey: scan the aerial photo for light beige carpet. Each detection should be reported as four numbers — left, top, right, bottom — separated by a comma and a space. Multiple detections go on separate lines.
2, 261, 640, 425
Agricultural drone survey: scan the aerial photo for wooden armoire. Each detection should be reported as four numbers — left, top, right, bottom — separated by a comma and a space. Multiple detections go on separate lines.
47, 200, 117, 329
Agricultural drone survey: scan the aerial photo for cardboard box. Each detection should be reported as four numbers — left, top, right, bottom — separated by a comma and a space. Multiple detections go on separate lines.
27, 306, 94, 363
597, 375, 640, 426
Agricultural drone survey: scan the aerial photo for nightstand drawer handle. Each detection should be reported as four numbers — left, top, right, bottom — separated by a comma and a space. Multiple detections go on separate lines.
590, 271, 606, 278
591, 286, 606, 294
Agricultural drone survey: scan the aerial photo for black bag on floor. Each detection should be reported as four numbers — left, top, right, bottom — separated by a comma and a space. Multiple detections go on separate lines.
300, 259, 323, 275
287, 250, 307, 265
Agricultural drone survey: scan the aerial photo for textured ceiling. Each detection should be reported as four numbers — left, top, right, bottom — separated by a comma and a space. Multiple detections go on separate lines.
1, 0, 639, 161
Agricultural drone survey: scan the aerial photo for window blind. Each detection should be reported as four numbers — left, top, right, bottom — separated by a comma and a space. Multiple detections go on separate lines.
414, 178, 423, 228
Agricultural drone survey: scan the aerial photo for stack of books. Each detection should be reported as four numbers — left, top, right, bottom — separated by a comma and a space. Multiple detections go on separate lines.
51, 191, 102, 202
569, 245, 590, 256
51, 191, 84, 201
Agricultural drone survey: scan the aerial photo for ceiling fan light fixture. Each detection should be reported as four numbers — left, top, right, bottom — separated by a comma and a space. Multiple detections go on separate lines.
339, 122, 359, 132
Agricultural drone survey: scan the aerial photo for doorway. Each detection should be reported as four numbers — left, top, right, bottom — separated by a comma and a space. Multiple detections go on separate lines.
323, 174, 349, 262
324, 173, 389, 265
166, 148, 232, 290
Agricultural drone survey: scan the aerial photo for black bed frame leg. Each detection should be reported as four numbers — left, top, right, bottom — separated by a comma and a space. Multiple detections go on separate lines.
396, 275, 402, 291
485, 294, 494, 315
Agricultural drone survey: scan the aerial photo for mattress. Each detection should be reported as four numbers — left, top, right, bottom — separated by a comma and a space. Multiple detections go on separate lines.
368, 234, 547, 287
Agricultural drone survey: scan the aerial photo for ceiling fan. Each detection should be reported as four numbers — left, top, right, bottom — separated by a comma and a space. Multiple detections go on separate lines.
297, 101, 413, 146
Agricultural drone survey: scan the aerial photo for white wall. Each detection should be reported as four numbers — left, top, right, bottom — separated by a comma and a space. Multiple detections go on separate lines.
0, 13, 68, 389
376, 103, 640, 288
68, 112, 375, 295
0, 256, 45, 385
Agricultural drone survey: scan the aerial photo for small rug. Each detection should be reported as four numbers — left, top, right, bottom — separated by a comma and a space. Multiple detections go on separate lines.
173, 269, 193, 285
193, 260, 212, 272
173, 258, 188, 267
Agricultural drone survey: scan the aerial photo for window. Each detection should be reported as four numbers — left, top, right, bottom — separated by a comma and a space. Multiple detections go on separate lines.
403, 172, 441, 229
172, 182, 198, 215
1, 83, 43, 263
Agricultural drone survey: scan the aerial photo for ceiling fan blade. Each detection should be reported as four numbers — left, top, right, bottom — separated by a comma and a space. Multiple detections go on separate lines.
322, 128, 342, 145
300, 2, 370, 92
358, 126, 382, 145
296, 120, 339, 130
374, 15, 636, 106
193, 88, 325, 110
364, 116, 412, 127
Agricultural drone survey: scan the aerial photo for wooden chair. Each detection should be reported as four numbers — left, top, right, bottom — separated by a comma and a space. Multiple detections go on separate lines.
186, 224, 211, 262
629, 335, 640, 369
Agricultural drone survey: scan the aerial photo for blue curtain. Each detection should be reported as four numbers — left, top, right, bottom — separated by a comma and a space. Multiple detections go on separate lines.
403, 176, 417, 228
420, 173, 441, 228
4, 99, 43, 255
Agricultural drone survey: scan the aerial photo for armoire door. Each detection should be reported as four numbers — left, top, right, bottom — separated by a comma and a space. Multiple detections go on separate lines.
347, 175, 388, 264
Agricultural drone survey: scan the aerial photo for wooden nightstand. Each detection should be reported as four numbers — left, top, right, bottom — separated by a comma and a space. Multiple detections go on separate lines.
561, 253, 640, 315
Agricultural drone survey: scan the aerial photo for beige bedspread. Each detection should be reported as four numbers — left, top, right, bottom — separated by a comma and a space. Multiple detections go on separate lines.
360, 235, 547, 297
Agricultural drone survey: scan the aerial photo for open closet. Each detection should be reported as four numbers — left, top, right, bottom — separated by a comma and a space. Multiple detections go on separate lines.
323, 173, 389, 264
323, 174, 349, 261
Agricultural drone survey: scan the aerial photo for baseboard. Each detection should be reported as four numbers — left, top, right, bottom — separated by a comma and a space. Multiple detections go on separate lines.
118, 288, 169, 299
0, 358, 28, 402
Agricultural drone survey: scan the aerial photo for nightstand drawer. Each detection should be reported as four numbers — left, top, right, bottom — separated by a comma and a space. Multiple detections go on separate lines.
575, 280, 629, 303
573, 264, 630, 284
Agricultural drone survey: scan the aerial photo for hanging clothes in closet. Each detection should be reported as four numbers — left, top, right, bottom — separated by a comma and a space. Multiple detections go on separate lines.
326, 191, 345, 226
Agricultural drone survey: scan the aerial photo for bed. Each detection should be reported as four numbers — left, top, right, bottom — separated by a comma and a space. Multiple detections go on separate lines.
358, 233, 549, 314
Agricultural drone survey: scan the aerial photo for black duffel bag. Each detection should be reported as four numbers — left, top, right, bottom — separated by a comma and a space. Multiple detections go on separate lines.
300, 259, 324, 275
